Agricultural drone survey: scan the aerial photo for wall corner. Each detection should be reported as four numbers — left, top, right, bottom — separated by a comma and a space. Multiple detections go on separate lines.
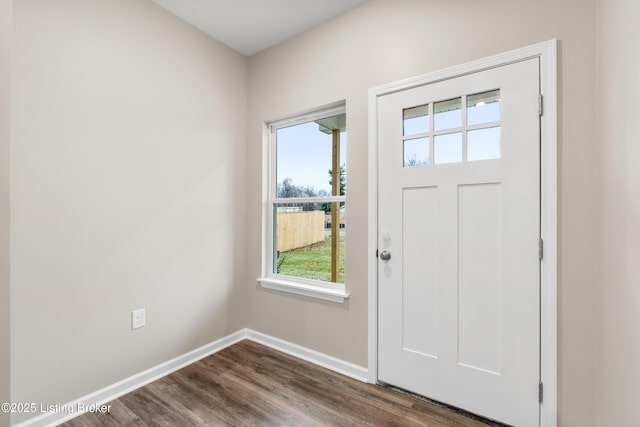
0, 0, 12, 425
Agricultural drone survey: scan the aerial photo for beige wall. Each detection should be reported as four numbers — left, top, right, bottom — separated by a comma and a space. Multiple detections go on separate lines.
10, 0, 247, 423
246, 0, 597, 425
596, 0, 640, 424
0, 0, 11, 425
15, 0, 640, 425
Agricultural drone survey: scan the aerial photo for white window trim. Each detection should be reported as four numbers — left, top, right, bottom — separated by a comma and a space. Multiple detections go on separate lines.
258, 102, 349, 303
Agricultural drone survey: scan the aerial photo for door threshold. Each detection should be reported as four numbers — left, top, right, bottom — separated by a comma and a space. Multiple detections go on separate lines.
377, 382, 512, 427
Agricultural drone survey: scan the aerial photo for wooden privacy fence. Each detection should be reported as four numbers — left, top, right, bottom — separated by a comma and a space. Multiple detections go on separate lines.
277, 211, 325, 252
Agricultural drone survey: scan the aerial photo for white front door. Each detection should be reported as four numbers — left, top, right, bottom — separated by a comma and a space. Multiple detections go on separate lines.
377, 58, 541, 426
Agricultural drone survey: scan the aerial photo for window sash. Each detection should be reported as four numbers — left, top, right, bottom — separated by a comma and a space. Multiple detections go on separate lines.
269, 104, 346, 133
271, 196, 346, 204
264, 104, 347, 293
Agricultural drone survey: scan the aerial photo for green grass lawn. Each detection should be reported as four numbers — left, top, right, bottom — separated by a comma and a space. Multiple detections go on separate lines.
277, 237, 345, 283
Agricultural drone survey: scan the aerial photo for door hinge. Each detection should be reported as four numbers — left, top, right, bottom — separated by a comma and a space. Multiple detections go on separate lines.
539, 381, 544, 403
538, 94, 544, 116
539, 239, 544, 261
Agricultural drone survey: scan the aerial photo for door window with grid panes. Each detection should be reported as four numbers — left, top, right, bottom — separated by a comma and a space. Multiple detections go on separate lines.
403, 90, 501, 167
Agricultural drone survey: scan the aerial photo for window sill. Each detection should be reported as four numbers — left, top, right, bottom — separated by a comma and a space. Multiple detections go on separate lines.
257, 277, 349, 303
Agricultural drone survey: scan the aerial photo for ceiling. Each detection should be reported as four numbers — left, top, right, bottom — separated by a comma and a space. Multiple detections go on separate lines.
151, 0, 369, 57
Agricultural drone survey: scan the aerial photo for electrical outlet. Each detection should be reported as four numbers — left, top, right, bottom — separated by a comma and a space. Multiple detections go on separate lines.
131, 308, 145, 330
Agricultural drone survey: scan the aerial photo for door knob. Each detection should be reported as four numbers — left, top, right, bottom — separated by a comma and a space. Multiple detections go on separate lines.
380, 250, 391, 261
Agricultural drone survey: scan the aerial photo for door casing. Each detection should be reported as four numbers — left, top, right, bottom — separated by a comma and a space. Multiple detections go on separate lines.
367, 40, 558, 427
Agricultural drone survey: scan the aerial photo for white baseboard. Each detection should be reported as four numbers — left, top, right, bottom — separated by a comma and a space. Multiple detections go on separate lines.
245, 330, 369, 383
14, 329, 368, 427
14, 330, 247, 427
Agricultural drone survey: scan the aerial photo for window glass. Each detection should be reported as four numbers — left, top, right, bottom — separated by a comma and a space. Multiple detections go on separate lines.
434, 98, 462, 131
270, 111, 346, 285
404, 137, 429, 167
434, 132, 463, 164
276, 119, 346, 197
403, 90, 502, 167
468, 127, 501, 161
404, 104, 429, 135
273, 203, 345, 283
467, 90, 500, 126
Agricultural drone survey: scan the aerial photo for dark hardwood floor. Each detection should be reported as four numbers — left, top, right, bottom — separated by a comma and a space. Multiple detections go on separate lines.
62, 340, 501, 427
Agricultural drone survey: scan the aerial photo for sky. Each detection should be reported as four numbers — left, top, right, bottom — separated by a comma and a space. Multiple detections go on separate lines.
276, 121, 347, 195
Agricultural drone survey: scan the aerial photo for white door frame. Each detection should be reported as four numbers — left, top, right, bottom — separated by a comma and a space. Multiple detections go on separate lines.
367, 40, 558, 427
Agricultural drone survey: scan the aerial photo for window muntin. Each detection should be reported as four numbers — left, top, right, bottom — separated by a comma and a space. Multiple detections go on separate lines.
267, 106, 346, 289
